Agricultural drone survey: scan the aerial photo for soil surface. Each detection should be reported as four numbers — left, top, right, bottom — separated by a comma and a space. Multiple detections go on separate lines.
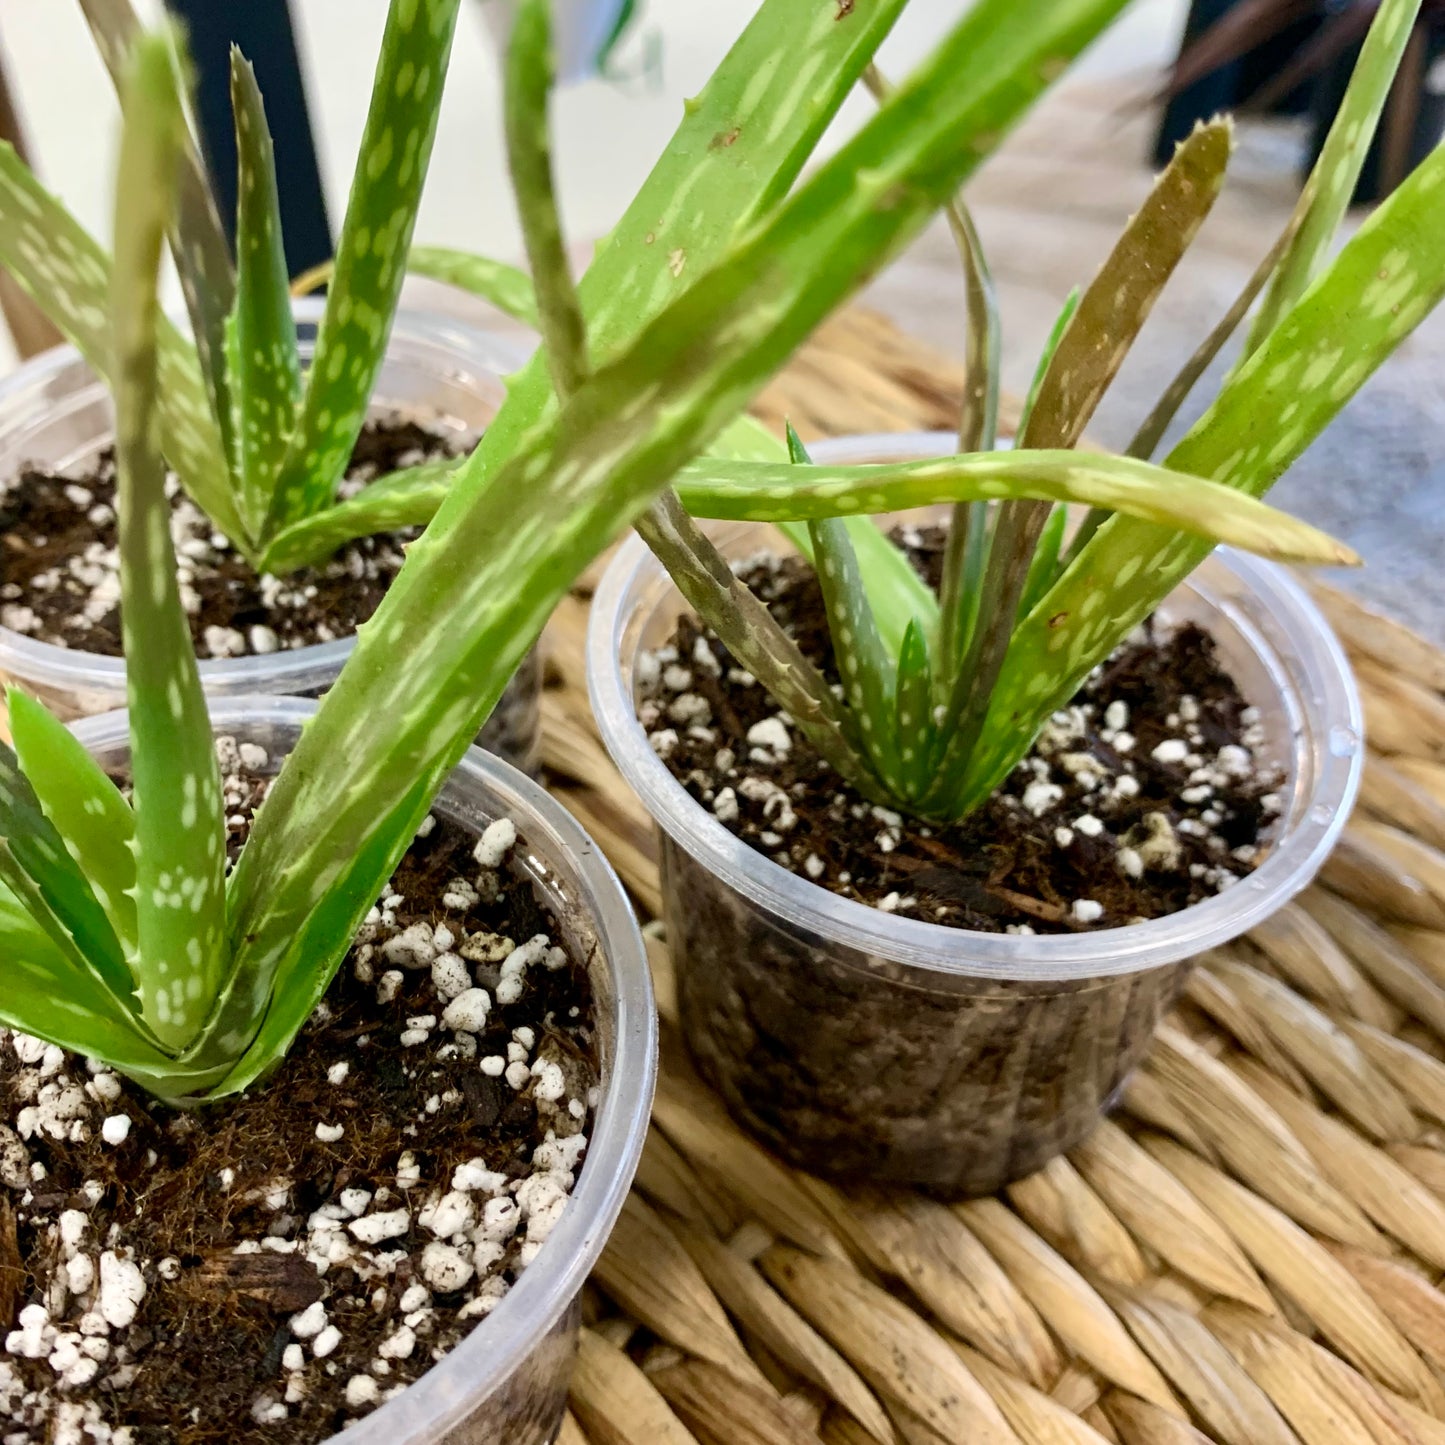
639, 527, 1279, 936
0, 742, 599, 1443
0, 418, 465, 659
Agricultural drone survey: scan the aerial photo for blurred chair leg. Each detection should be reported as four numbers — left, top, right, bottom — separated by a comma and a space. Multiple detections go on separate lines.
164, 0, 332, 278
0, 39, 62, 359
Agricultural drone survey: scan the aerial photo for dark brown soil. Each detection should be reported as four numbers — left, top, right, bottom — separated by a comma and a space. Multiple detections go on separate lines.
0, 783, 598, 1442
641, 529, 1277, 936
0, 418, 463, 658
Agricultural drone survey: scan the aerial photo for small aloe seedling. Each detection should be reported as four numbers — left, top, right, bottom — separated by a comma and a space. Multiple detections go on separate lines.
0, 0, 463, 576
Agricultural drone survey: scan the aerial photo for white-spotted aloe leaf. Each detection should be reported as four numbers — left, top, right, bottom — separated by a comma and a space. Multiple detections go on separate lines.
955, 138, 1445, 815
227, 50, 302, 539
675, 452, 1355, 565
7, 687, 138, 966
0, 147, 246, 549
266, 0, 463, 529
1244, 0, 1421, 351
789, 426, 899, 791
893, 617, 936, 804
1126, 0, 1423, 475
778, 513, 939, 659
111, 32, 228, 1052
259, 457, 461, 573
291, 246, 540, 330
78, 0, 239, 472
217, 0, 1137, 1099
0, 743, 131, 1003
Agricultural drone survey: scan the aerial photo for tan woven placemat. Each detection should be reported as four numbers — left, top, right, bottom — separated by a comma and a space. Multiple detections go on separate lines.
541, 308, 1445, 1445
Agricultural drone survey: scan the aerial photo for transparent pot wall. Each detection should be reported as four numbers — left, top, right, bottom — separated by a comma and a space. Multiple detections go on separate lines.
71, 698, 656, 1444
0, 304, 542, 773
589, 432, 1363, 1197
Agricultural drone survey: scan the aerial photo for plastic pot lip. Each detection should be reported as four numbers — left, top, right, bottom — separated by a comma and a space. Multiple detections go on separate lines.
587, 429, 1365, 984
0, 299, 534, 699
69, 694, 657, 1445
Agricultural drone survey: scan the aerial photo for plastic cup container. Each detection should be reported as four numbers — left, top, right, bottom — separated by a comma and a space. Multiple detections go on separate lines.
0, 301, 542, 771
70, 695, 657, 1444
587, 430, 1362, 1196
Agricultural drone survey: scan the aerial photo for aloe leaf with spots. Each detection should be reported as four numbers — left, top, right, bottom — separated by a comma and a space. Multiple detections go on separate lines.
0, 31, 233, 1096
0, 0, 465, 580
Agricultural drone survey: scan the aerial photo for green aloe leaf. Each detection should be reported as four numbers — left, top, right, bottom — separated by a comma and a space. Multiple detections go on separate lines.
675, 451, 1356, 565
0, 886, 169, 1072
1245, 0, 1422, 351
778, 512, 938, 659
7, 688, 138, 964
219, 0, 1136, 1101
227, 50, 303, 538
78, 0, 239, 473
258, 457, 460, 573
402, 246, 538, 326
505, 0, 588, 397
0, 744, 131, 1003
266, 0, 463, 529
1019, 503, 1067, 619
111, 30, 228, 1051
292, 246, 540, 329
893, 616, 936, 804
790, 425, 900, 791
958, 136, 1445, 815
0, 146, 247, 549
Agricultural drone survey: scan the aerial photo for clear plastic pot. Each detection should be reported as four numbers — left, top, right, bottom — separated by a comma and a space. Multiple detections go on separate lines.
69, 695, 657, 1445
0, 302, 543, 772
588, 430, 1363, 1196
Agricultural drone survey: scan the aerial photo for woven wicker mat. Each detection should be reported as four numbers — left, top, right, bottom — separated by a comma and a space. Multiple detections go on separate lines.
539, 307, 1445, 1445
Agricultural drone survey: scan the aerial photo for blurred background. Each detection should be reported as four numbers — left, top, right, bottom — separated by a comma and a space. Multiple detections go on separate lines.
0, 0, 1441, 634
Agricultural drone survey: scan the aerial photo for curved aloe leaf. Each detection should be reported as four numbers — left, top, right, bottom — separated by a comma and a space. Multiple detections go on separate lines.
78, 0, 238, 473
0, 146, 245, 549
112, 32, 228, 1051
790, 426, 900, 791
0, 887, 168, 1071
675, 452, 1356, 565
220, 0, 1135, 1101
292, 246, 540, 329
957, 138, 1445, 814
7, 688, 137, 964
227, 50, 302, 537
267, 0, 463, 529
0, 745, 130, 1002
505, 0, 588, 397
259, 457, 460, 573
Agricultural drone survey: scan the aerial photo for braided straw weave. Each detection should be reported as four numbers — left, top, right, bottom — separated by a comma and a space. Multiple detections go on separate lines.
541, 308, 1445, 1445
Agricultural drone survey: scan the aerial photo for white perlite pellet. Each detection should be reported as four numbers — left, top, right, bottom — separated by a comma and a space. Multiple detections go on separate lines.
472, 818, 517, 868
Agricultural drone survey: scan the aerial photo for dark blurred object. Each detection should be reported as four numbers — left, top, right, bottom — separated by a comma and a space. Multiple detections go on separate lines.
164, 0, 331, 277
1155, 0, 1445, 202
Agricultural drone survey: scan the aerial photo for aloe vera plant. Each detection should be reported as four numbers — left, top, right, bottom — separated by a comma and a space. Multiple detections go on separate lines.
0, 0, 463, 575
0, 0, 1393, 1102
625, 0, 1444, 825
